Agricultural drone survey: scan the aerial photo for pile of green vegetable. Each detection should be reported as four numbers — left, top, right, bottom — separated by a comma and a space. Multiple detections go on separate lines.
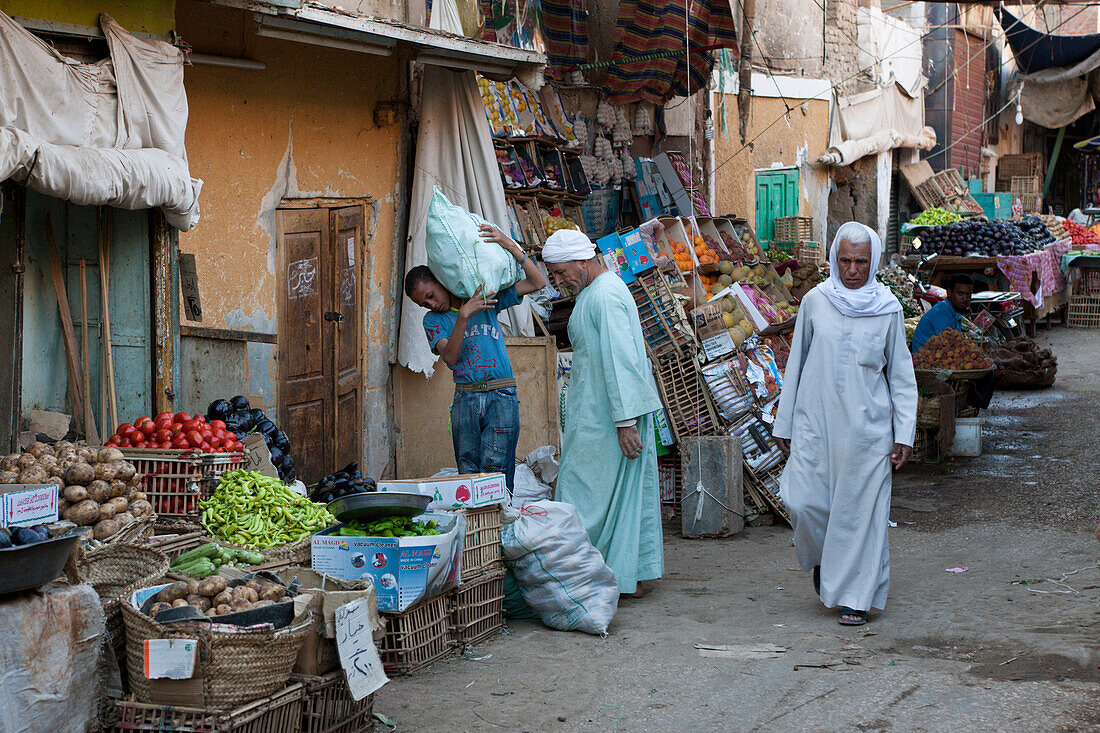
907, 208, 962, 227
170, 542, 265, 579
200, 469, 335, 550
334, 516, 443, 537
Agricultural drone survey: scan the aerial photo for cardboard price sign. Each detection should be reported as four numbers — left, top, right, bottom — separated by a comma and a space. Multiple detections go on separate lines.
335, 598, 389, 700
242, 434, 279, 479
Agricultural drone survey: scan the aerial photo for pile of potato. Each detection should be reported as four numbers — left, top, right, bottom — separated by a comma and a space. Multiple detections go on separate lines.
0, 442, 153, 540
149, 576, 290, 619
789, 264, 824, 299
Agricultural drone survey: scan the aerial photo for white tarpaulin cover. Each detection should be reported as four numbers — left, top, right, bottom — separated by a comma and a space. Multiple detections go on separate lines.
856, 7, 925, 98
0, 12, 200, 230
1017, 45, 1100, 129
398, 0, 533, 376
819, 82, 935, 166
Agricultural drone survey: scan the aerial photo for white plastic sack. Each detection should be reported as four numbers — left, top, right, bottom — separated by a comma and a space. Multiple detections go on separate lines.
511, 463, 553, 502
501, 500, 619, 635
525, 445, 559, 484
425, 186, 521, 299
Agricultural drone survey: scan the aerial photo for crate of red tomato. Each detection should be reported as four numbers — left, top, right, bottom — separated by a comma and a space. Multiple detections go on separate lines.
105, 412, 246, 519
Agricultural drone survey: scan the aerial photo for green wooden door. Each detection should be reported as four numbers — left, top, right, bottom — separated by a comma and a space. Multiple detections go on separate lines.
21, 191, 152, 435
755, 169, 800, 248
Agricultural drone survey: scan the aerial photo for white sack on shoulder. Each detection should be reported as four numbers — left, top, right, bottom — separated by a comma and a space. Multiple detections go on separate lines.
425, 186, 521, 299
501, 500, 619, 635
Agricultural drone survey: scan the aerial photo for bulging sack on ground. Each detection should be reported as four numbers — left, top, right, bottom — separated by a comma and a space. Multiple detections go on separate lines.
501, 500, 619, 635
425, 186, 520, 299
511, 462, 553, 503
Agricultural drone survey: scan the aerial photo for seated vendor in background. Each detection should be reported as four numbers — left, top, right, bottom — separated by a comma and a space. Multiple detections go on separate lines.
911, 274, 973, 353
404, 224, 546, 492
910, 273, 996, 409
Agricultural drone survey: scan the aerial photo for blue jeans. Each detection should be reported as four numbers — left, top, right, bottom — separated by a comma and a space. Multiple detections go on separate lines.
451, 387, 519, 491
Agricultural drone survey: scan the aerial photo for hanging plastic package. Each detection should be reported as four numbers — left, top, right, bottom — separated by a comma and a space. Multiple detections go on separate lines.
425, 186, 521, 299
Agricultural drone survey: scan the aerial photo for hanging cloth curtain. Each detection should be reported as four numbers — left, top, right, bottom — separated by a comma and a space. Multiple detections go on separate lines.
398, 0, 534, 376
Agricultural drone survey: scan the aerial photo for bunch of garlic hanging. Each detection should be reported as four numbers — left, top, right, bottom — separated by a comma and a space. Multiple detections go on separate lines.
596, 99, 615, 129
612, 107, 632, 144
621, 149, 637, 182
633, 103, 655, 136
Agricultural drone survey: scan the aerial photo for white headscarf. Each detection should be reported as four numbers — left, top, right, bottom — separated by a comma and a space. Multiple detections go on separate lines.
542, 229, 597, 263
820, 222, 902, 318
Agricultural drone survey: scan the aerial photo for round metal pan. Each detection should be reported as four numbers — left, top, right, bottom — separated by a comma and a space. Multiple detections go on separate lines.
327, 492, 431, 523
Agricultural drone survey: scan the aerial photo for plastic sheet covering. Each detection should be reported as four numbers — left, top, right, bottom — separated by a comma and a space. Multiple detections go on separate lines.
0, 11, 201, 230
0, 583, 106, 733
398, 0, 532, 376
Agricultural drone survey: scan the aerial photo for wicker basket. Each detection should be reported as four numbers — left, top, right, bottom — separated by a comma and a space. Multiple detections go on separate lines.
451, 570, 505, 647
916, 394, 942, 428
445, 505, 503, 581
1068, 295, 1100, 328
122, 596, 311, 710
65, 541, 170, 674
379, 593, 455, 676
105, 681, 306, 732
122, 449, 245, 519
294, 671, 375, 733
774, 216, 812, 243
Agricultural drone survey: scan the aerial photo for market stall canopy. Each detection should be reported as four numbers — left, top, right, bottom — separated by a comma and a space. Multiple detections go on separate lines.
995, 5, 1100, 76
211, 0, 546, 86
0, 12, 201, 230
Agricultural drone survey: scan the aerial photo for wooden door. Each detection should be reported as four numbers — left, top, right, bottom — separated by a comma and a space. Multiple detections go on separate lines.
276, 206, 362, 485
755, 169, 800, 246
330, 206, 362, 474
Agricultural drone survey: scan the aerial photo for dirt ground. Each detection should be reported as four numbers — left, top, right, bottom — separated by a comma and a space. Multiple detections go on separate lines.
377, 327, 1100, 732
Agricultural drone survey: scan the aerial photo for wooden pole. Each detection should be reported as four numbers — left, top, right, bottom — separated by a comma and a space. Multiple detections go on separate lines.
79, 259, 98, 445
1042, 126, 1066, 206
98, 207, 118, 430
738, 0, 755, 146
151, 210, 176, 413
44, 215, 88, 438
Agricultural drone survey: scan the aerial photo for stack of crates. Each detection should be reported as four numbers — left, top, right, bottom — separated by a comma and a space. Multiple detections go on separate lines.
448, 504, 506, 649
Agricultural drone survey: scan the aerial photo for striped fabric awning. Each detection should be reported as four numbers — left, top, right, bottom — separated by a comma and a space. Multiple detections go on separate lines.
602, 0, 738, 105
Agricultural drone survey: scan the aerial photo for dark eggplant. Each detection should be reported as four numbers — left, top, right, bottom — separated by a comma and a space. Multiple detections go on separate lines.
255, 418, 279, 438
273, 431, 291, 452
268, 446, 285, 466
30, 524, 49, 541
230, 395, 251, 411
207, 399, 232, 421
0, 528, 11, 549
11, 527, 42, 546
249, 408, 267, 424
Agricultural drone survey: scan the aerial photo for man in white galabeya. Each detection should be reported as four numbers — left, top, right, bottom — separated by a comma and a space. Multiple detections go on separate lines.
542, 229, 664, 599
773, 221, 917, 626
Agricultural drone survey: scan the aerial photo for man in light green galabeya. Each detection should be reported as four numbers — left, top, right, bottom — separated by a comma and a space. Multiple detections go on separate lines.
543, 229, 664, 599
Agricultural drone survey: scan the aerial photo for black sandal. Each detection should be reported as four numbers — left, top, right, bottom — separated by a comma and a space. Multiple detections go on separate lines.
813, 566, 820, 596
838, 607, 867, 626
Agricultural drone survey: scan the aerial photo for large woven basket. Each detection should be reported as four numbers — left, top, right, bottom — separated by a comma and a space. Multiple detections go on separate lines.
65, 542, 171, 672
916, 394, 942, 428
122, 598, 311, 710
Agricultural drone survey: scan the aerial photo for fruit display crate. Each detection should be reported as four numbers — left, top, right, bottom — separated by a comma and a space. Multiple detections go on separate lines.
294, 671, 375, 733
629, 269, 697, 359
450, 570, 505, 647
652, 351, 721, 441
773, 216, 812, 244
1068, 294, 1100, 328
448, 504, 504, 582
121, 449, 245, 519
105, 681, 306, 733
379, 593, 455, 676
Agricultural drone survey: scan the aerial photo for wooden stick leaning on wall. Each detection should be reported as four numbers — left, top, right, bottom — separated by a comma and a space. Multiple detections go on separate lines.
98, 207, 118, 430
79, 259, 98, 445
44, 215, 89, 440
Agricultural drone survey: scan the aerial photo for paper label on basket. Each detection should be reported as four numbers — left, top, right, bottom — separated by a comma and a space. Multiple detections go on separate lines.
143, 639, 197, 680
335, 598, 389, 700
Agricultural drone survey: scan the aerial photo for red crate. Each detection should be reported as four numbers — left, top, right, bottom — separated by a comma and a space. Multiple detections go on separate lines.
122, 449, 245, 519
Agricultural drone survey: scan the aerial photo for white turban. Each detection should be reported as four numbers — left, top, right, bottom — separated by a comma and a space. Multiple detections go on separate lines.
542, 229, 597, 263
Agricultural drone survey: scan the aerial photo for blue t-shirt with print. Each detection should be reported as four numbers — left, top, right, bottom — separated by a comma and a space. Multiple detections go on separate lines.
423, 286, 522, 384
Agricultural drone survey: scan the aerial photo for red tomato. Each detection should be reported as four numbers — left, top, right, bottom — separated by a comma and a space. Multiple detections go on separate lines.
154, 415, 173, 429
140, 421, 156, 436
232, 441, 244, 451
171, 422, 183, 432
201, 442, 213, 453
106, 437, 120, 447
136, 416, 152, 426
155, 412, 173, 423
171, 433, 189, 449
224, 431, 237, 442
131, 433, 146, 446
185, 430, 203, 447
210, 420, 227, 431
117, 422, 134, 434
200, 429, 213, 443
194, 415, 208, 425
211, 428, 226, 441
183, 418, 201, 432
173, 412, 191, 424
119, 437, 131, 447
159, 441, 173, 449
155, 428, 173, 443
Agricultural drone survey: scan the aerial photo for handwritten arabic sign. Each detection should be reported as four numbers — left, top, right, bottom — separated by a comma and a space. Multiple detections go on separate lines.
335, 598, 389, 700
